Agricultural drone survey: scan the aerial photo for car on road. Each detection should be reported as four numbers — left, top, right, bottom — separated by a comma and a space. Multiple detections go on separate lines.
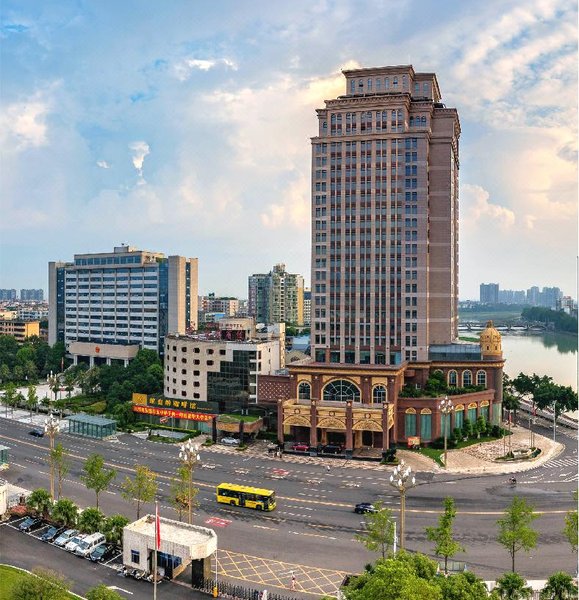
89, 543, 117, 562
28, 429, 44, 437
40, 525, 65, 542
292, 442, 310, 452
65, 533, 87, 553
18, 517, 44, 532
354, 503, 377, 514
220, 437, 240, 446
54, 528, 78, 547
75, 532, 106, 557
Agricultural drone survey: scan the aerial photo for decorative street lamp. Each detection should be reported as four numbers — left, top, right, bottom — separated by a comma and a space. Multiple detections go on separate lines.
438, 395, 453, 468
44, 414, 61, 500
179, 439, 200, 525
389, 459, 416, 550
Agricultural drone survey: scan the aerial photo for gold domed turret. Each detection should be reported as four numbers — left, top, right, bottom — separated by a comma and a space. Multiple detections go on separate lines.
479, 320, 502, 359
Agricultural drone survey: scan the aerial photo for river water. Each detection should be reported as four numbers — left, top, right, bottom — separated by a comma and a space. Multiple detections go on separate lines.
500, 332, 577, 390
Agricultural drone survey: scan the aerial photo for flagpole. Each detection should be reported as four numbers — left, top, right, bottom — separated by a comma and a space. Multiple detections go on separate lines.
153, 501, 159, 600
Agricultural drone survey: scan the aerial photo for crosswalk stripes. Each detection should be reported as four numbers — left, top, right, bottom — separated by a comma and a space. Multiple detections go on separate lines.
543, 456, 578, 469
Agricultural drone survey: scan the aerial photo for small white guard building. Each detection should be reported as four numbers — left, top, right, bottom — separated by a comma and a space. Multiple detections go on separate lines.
123, 515, 217, 582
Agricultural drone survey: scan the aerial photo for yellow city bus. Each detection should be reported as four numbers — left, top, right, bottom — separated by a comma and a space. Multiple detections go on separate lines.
216, 483, 276, 511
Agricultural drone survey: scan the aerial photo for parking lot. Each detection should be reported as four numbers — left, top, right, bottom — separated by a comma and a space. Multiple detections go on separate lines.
6, 515, 123, 568
0, 519, 209, 599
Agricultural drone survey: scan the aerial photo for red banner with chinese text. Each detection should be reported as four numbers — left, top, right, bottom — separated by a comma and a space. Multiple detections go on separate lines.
132, 404, 214, 422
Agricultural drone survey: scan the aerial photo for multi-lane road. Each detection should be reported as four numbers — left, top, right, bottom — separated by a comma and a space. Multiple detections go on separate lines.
0, 416, 576, 591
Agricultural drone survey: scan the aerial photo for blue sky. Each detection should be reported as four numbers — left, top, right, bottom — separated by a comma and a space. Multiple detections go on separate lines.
1, 0, 576, 300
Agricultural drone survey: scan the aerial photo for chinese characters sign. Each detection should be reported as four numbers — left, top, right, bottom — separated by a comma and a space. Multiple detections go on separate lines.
132, 404, 214, 422
132, 393, 217, 414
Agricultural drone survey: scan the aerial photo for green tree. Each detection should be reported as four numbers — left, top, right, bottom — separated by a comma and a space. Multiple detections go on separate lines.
0, 362, 11, 385
62, 369, 77, 398
355, 501, 396, 560
425, 497, 464, 575
492, 572, 533, 599
497, 497, 539, 572
346, 552, 442, 600
13, 364, 24, 383
50, 498, 79, 527
86, 584, 124, 600
120, 465, 157, 519
539, 571, 578, 600
563, 492, 578, 553
81, 454, 116, 510
26, 488, 53, 517
78, 507, 105, 533
439, 571, 490, 600
26, 385, 38, 420
169, 464, 199, 521
3, 382, 17, 417
534, 382, 578, 417
102, 514, 130, 545
24, 360, 38, 383
10, 567, 70, 600
50, 442, 70, 500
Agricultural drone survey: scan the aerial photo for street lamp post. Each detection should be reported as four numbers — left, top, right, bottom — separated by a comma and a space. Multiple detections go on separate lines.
44, 414, 60, 500
389, 459, 416, 550
552, 400, 557, 442
438, 396, 453, 468
179, 439, 200, 525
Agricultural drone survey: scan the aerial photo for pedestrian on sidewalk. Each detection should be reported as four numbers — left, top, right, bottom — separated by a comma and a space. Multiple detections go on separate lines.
290, 571, 296, 591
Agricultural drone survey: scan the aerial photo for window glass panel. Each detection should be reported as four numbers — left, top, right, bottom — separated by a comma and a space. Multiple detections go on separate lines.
420, 413, 432, 440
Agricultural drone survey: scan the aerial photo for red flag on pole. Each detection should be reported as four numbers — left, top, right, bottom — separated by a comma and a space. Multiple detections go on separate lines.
155, 502, 161, 550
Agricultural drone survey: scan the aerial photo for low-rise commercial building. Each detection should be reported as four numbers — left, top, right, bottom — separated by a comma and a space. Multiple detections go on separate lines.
0, 319, 40, 341
123, 515, 217, 582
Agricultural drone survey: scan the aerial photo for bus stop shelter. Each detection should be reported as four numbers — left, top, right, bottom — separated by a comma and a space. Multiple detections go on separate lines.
65, 413, 116, 439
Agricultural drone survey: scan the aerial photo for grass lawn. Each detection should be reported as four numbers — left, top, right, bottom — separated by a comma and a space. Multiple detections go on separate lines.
0, 565, 80, 599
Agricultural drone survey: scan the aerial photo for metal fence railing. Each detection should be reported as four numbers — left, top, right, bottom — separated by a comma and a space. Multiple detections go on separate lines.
192, 577, 299, 600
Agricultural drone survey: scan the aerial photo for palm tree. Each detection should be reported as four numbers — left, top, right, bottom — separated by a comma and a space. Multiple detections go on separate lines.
26, 488, 53, 519
540, 572, 578, 600
51, 498, 79, 527
493, 572, 533, 599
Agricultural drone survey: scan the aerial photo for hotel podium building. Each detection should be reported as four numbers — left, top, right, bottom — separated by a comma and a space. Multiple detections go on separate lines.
49, 245, 198, 365
275, 65, 504, 453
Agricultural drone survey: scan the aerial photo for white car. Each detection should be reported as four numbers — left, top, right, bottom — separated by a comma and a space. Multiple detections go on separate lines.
220, 437, 240, 446
65, 533, 87, 553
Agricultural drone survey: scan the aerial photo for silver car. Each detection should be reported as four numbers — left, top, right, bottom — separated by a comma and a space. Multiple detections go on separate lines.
220, 437, 240, 446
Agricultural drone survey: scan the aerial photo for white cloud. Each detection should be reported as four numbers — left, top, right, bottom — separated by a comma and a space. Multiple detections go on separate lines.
96, 160, 110, 169
128, 141, 150, 183
0, 98, 50, 151
462, 184, 515, 230
173, 57, 237, 81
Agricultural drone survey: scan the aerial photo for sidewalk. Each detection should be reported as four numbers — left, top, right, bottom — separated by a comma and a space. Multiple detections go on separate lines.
204, 428, 565, 476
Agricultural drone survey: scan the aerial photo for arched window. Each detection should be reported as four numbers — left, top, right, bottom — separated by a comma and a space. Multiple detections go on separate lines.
420, 116, 426, 125
454, 405, 464, 429
420, 408, 432, 441
476, 370, 487, 387
462, 370, 472, 387
298, 382, 311, 400
323, 380, 361, 402
448, 370, 458, 387
409, 116, 415, 127
373, 385, 387, 403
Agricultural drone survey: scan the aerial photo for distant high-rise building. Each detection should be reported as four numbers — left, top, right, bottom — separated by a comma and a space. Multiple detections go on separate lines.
480, 283, 499, 305
199, 294, 239, 317
540, 287, 562, 310
49, 245, 198, 364
526, 286, 540, 306
0, 289, 17, 301
20, 289, 44, 301
248, 264, 304, 325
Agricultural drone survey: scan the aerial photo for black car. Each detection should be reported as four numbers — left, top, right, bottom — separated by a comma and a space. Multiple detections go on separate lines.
89, 543, 117, 562
40, 525, 65, 542
321, 444, 342, 454
19, 517, 44, 532
29, 429, 44, 437
354, 503, 377, 514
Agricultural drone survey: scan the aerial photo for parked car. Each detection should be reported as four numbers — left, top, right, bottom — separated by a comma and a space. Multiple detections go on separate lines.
292, 442, 310, 452
75, 532, 106, 557
220, 437, 240, 446
28, 429, 44, 438
18, 517, 43, 532
321, 444, 342, 454
40, 525, 65, 542
354, 502, 377, 514
54, 528, 78, 547
65, 533, 87, 553
89, 543, 117, 562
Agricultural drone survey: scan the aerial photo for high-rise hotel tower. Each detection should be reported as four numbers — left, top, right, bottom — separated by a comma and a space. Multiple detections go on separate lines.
310, 65, 460, 366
